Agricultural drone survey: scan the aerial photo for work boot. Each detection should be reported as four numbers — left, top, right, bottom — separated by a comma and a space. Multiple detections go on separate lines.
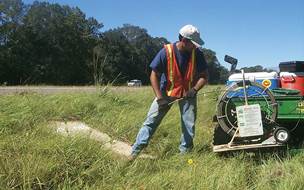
127, 153, 138, 161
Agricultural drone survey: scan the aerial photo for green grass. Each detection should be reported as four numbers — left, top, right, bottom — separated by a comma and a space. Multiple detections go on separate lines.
1, 85, 304, 189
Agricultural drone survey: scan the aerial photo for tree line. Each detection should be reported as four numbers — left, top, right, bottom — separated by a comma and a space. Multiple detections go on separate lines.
1, 0, 231, 85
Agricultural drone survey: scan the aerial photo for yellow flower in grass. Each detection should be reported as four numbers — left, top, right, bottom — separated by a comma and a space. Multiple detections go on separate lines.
187, 159, 193, 165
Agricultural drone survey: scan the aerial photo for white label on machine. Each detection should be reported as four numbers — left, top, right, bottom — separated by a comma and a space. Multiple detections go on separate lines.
236, 104, 263, 137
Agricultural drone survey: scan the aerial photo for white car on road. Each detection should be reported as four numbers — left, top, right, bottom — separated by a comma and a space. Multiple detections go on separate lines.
127, 79, 142, 87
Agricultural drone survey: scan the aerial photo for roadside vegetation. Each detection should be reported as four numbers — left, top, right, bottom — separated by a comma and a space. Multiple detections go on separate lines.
1, 85, 304, 189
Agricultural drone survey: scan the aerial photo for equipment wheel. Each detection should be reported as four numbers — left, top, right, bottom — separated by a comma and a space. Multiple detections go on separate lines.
274, 127, 290, 144
213, 123, 231, 145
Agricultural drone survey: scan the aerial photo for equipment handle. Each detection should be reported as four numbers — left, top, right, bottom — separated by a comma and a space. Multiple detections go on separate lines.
241, 69, 248, 105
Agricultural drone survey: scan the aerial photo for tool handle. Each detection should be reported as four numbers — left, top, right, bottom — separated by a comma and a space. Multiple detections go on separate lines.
168, 97, 184, 105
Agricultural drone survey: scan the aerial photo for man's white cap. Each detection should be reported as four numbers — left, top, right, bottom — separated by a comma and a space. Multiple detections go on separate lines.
179, 24, 204, 48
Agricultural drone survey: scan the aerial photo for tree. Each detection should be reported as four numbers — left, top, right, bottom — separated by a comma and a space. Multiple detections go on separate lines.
0, 1, 229, 85
202, 48, 229, 84
0, 1, 103, 84
110, 24, 169, 84
93, 29, 140, 84
237, 65, 276, 73
93, 24, 169, 85
0, 0, 27, 84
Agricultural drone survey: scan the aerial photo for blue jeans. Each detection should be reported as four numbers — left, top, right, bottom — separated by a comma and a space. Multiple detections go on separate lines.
131, 96, 197, 155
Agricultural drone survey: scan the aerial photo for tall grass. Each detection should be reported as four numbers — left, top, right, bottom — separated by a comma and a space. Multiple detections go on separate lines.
1, 86, 304, 189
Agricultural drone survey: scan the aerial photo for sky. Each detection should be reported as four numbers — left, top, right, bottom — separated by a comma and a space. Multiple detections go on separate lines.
23, 0, 304, 69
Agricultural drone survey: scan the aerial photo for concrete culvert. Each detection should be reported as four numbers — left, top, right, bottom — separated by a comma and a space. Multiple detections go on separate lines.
50, 121, 156, 159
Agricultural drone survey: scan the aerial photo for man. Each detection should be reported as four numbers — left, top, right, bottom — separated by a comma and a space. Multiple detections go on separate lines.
131, 24, 208, 158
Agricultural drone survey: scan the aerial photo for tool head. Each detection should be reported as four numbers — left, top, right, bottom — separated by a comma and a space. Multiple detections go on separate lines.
224, 55, 238, 73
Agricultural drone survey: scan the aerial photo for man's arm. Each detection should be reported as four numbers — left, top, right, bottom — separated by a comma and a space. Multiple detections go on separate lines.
150, 70, 163, 99
193, 70, 208, 91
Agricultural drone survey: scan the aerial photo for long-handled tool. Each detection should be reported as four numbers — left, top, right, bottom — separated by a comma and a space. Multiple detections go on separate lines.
145, 88, 224, 121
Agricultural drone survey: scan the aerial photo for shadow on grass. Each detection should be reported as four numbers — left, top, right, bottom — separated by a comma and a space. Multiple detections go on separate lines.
212, 146, 296, 164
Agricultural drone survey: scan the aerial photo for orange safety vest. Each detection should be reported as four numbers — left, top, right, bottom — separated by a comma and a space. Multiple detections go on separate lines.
164, 44, 196, 98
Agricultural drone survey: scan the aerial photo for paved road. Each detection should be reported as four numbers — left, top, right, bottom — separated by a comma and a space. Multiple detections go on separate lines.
0, 86, 147, 95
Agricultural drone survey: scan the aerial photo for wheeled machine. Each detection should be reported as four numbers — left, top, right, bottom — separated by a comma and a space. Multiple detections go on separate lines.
213, 56, 304, 153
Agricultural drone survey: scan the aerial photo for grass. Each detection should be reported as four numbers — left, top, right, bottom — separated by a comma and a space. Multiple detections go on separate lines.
1, 85, 304, 189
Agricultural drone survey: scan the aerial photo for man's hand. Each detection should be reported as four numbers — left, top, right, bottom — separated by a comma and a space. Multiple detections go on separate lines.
185, 88, 197, 98
156, 98, 170, 110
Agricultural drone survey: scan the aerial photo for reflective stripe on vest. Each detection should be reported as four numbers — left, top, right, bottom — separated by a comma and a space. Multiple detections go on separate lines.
167, 45, 174, 96
164, 44, 196, 98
